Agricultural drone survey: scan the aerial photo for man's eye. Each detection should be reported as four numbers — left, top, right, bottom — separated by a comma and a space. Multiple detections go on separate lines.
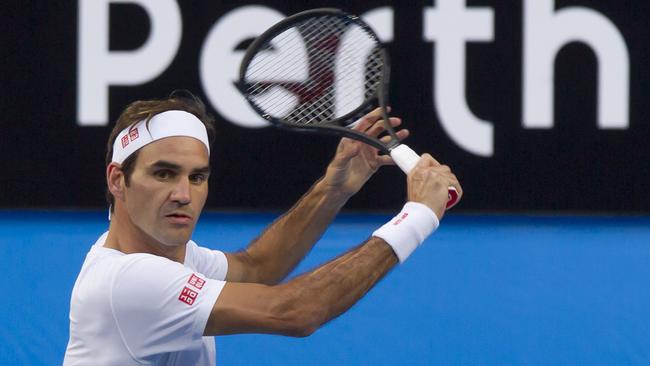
190, 174, 207, 184
155, 170, 171, 179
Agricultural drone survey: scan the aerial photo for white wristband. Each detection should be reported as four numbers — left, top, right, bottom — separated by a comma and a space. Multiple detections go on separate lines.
372, 202, 440, 263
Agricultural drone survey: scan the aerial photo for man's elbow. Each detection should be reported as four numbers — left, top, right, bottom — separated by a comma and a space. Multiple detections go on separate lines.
282, 311, 322, 338
270, 294, 326, 337
240, 251, 286, 285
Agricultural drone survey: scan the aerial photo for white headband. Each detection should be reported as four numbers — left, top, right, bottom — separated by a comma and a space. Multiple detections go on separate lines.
111, 110, 210, 164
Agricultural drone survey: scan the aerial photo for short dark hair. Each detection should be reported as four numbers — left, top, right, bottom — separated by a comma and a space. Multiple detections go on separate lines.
105, 91, 216, 211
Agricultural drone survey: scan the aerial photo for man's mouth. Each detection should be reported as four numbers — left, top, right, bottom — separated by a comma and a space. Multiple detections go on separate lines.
165, 213, 193, 224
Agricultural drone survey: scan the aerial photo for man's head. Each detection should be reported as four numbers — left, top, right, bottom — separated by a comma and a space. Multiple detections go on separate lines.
105, 92, 216, 247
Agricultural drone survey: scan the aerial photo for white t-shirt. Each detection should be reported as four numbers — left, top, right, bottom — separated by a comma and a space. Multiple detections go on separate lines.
64, 232, 228, 365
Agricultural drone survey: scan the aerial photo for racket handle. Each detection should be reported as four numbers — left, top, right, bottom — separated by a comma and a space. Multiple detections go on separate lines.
390, 144, 460, 209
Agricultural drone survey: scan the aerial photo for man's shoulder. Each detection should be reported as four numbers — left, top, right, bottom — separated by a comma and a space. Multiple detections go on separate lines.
114, 252, 184, 277
80, 247, 184, 294
87, 244, 169, 267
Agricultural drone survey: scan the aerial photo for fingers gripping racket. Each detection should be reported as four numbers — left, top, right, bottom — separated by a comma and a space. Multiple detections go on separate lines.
238, 8, 459, 209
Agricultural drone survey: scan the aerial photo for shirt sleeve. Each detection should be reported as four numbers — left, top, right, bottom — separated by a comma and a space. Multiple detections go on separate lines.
110, 254, 225, 363
186, 241, 229, 281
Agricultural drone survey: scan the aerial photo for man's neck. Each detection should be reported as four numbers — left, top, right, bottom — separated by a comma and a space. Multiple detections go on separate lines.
103, 211, 186, 264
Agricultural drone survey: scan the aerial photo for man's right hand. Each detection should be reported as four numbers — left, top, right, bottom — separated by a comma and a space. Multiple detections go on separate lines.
406, 154, 462, 219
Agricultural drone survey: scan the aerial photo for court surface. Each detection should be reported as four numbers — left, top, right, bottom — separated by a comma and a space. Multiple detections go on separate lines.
1, 211, 649, 365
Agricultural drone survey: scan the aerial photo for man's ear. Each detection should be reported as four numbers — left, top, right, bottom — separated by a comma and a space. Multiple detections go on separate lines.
107, 163, 126, 201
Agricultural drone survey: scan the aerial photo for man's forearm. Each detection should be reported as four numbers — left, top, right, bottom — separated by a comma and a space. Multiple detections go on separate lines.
277, 237, 398, 334
241, 177, 350, 284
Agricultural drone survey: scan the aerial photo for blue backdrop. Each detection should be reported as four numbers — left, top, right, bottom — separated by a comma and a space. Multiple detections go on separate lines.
1, 211, 649, 365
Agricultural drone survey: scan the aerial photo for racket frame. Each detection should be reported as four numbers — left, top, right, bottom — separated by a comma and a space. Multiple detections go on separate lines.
237, 8, 398, 154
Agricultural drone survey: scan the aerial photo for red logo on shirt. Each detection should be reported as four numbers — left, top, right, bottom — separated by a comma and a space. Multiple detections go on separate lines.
188, 274, 205, 290
178, 287, 198, 306
121, 135, 130, 148
129, 128, 139, 141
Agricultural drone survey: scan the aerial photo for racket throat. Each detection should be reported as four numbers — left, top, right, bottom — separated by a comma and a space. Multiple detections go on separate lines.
385, 140, 401, 151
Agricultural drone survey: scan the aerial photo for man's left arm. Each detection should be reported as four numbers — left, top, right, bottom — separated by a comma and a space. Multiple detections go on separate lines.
225, 108, 408, 285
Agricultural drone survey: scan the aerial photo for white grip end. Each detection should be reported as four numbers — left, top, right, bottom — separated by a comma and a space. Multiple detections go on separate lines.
390, 144, 420, 173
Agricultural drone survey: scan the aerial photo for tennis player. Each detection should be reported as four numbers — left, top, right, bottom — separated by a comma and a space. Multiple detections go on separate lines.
63, 93, 462, 365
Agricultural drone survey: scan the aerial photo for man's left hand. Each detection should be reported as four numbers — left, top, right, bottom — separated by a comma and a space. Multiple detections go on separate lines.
322, 107, 409, 200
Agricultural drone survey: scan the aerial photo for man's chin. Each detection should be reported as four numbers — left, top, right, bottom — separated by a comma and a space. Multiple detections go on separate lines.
158, 229, 194, 247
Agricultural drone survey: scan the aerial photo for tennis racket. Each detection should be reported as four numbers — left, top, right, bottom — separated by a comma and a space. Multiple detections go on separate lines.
238, 8, 459, 209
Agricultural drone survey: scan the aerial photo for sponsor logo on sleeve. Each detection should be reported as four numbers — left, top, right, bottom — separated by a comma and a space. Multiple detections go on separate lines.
178, 286, 198, 306
178, 273, 207, 305
188, 274, 205, 290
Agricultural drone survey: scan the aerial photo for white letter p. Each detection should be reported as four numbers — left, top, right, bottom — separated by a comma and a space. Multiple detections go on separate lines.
77, 0, 181, 126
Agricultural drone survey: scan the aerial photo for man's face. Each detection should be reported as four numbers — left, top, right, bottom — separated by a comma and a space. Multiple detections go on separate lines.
122, 136, 210, 247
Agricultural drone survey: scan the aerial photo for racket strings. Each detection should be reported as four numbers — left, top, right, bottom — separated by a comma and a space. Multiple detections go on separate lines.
245, 20, 339, 123
243, 15, 384, 125
286, 16, 344, 124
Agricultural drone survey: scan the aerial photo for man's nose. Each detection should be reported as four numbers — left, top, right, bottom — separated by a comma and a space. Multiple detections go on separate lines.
170, 177, 192, 205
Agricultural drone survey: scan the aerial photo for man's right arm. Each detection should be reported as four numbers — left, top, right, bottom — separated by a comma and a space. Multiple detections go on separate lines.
205, 236, 396, 336
204, 154, 462, 337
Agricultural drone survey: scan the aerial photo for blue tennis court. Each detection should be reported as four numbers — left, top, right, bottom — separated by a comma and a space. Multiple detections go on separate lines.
1, 211, 649, 365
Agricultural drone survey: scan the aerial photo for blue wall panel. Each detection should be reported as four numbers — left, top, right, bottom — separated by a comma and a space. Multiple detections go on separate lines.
1, 211, 649, 365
